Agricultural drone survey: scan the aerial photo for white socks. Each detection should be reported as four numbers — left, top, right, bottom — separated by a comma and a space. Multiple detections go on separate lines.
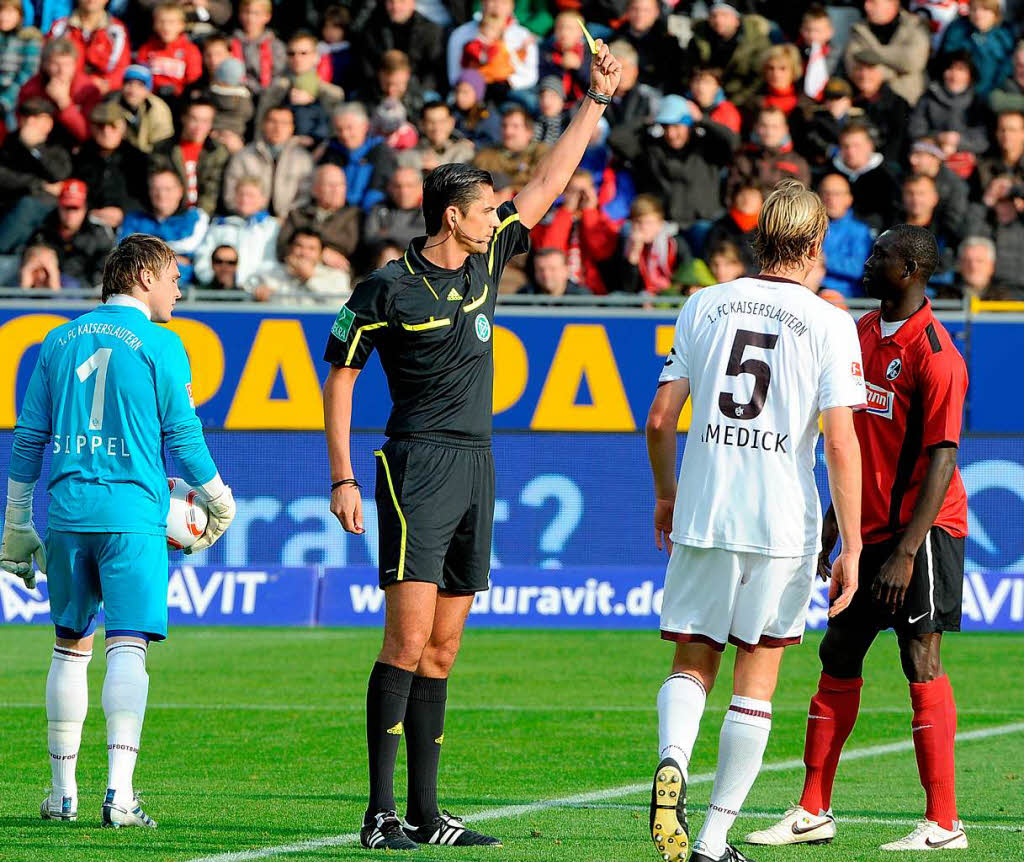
46, 645, 92, 805
102, 642, 150, 807
696, 695, 773, 859
657, 672, 707, 780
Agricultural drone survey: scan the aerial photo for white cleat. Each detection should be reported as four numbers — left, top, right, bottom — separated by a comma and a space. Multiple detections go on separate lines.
744, 805, 836, 846
101, 789, 157, 829
880, 820, 967, 851
40, 794, 77, 821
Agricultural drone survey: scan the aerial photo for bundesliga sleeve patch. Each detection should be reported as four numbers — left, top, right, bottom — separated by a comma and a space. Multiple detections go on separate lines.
186, 382, 195, 408
332, 306, 356, 341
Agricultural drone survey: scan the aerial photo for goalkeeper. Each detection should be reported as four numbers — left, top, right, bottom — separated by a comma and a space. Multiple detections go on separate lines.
0, 234, 236, 829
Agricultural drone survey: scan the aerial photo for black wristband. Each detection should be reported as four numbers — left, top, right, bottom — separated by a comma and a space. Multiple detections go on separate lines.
331, 478, 361, 491
586, 88, 612, 105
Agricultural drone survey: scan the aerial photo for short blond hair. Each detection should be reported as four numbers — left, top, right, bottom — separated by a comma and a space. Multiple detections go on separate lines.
754, 179, 827, 272
630, 193, 664, 220
102, 235, 176, 301
761, 44, 802, 81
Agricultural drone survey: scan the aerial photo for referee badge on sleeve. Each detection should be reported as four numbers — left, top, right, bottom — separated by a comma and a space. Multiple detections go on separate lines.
332, 306, 356, 341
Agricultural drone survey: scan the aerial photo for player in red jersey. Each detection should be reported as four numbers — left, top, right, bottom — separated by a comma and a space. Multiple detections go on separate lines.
746, 225, 970, 852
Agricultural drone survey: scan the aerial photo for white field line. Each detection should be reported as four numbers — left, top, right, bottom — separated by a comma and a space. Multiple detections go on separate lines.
0, 701, 1021, 715
185, 721, 1024, 862
562, 805, 1023, 832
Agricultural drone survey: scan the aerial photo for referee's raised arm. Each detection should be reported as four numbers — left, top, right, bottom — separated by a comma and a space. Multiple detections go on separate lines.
512, 39, 622, 230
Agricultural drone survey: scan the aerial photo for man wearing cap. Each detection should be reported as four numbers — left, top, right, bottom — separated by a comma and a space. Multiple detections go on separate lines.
611, 0, 687, 95
608, 92, 737, 237
116, 64, 173, 154
687, 3, 773, 109
908, 136, 970, 242
844, 0, 931, 105
849, 49, 910, 164
0, 97, 71, 254
534, 75, 569, 144
27, 177, 114, 288
72, 98, 149, 230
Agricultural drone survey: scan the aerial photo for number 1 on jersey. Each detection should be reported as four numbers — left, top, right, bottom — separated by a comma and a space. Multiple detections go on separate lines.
76, 347, 113, 430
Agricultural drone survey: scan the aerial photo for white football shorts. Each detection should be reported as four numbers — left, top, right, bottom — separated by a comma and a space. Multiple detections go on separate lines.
659, 543, 816, 651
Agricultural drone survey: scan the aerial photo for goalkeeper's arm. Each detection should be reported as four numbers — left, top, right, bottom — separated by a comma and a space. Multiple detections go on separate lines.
158, 337, 234, 552
3, 351, 54, 587
163, 422, 235, 554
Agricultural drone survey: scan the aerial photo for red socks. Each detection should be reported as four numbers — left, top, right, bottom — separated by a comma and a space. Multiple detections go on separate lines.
910, 674, 959, 830
799, 674, 862, 815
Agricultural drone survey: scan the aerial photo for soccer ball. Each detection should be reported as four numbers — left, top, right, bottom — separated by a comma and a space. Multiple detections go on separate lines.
166, 477, 209, 551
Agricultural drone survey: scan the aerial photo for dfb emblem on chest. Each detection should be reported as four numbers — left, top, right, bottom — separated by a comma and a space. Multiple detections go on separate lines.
474, 313, 491, 343
886, 358, 902, 380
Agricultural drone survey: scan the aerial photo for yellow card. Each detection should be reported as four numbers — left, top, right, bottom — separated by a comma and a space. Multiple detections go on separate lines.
578, 17, 598, 54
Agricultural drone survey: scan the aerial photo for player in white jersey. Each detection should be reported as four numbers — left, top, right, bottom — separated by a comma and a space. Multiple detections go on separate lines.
644, 181, 866, 862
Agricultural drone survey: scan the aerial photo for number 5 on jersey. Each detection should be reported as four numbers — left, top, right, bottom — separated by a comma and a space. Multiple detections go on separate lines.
76, 348, 113, 431
719, 330, 778, 421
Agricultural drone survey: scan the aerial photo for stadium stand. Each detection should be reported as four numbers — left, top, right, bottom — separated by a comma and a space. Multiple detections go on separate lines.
0, 0, 1022, 305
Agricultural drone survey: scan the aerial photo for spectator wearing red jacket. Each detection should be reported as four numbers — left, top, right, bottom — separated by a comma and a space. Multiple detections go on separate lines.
136, 2, 201, 101
17, 37, 99, 143
531, 168, 618, 295
47, 0, 129, 94
744, 43, 802, 123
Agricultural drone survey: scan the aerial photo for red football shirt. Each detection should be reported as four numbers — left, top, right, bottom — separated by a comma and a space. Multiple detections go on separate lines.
854, 301, 969, 544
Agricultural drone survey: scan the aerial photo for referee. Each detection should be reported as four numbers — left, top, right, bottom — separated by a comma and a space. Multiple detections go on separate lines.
323, 41, 622, 851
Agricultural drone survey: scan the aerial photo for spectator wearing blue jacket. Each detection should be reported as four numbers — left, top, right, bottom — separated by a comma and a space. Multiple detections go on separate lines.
318, 102, 396, 211
118, 168, 208, 285
819, 173, 874, 297
937, 0, 1016, 98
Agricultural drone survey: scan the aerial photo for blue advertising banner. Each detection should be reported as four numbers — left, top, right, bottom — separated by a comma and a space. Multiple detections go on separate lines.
5, 304, 1014, 433
321, 566, 1024, 632
0, 566, 319, 628
3, 567, 1021, 631
2, 433, 1023, 575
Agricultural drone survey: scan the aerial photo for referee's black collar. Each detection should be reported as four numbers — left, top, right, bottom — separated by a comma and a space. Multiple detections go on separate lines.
404, 236, 472, 277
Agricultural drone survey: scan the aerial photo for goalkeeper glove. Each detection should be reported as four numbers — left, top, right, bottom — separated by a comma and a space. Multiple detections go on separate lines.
187, 485, 236, 554
1, 504, 46, 589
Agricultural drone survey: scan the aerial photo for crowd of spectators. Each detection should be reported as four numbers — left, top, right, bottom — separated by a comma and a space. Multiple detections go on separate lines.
1, 0, 1023, 304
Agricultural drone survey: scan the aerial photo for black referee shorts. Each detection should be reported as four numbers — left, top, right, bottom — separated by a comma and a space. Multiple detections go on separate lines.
374, 437, 494, 594
828, 527, 965, 638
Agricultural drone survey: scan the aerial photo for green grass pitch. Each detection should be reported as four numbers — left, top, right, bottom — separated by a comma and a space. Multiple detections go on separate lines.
0, 627, 1021, 862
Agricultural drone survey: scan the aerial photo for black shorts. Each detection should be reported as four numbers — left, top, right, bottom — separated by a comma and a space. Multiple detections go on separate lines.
374, 437, 494, 593
828, 527, 965, 637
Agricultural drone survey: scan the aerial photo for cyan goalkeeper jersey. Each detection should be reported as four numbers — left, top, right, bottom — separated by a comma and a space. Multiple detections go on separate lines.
9, 297, 217, 535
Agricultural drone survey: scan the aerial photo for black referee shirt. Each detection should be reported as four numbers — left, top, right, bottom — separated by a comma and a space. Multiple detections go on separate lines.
324, 200, 531, 442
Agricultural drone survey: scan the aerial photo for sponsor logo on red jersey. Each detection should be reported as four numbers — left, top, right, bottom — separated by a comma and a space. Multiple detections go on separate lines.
865, 381, 893, 419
